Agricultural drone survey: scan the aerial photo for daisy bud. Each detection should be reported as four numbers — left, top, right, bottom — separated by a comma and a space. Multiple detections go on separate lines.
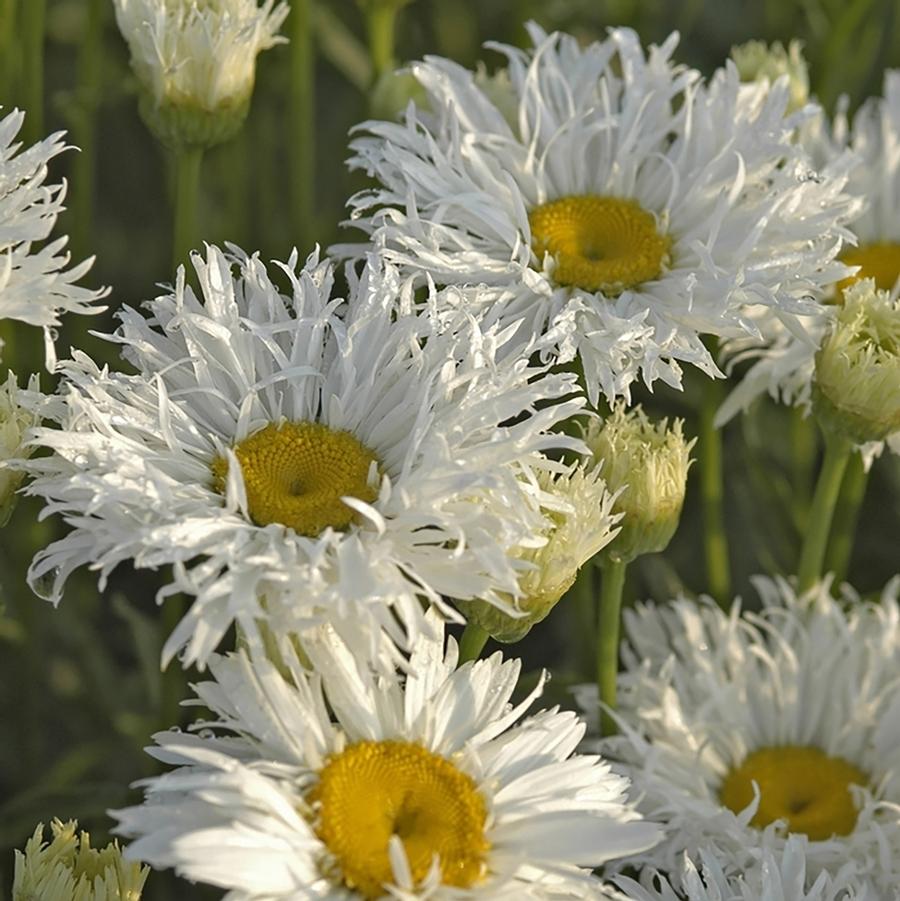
0, 372, 38, 527
13, 819, 149, 901
113, 0, 288, 150
731, 38, 809, 112
460, 462, 620, 642
585, 403, 695, 564
813, 279, 900, 444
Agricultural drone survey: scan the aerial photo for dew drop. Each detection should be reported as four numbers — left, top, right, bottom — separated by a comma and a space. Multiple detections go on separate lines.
31, 567, 61, 602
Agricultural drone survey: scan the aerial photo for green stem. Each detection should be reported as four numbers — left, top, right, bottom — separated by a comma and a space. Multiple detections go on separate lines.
69, 0, 106, 265
366, 3, 398, 82
699, 377, 731, 605
571, 562, 596, 677
797, 432, 852, 594
788, 407, 817, 534
825, 450, 868, 583
458, 622, 489, 664
597, 557, 627, 737
171, 146, 204, 271
290, 0, 315, 254
21, 0, 45, 144
0, 0, 18, 102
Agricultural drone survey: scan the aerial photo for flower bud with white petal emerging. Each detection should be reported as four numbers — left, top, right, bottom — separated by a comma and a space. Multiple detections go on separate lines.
813, 279, 900, 444
459, 461, 619, 642
584, 403, 695, 564
731, 39, 809, 112
0, 372, 39, 527
13, 819, 149, 901
113, 0, 288, 150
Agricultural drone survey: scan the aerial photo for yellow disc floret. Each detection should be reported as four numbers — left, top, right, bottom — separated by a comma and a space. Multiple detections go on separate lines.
529, 195, 671, 294
211, 421, 379, 537
308, 740, 490, 898
719, 745, 869, 841
838, 242, 900, 296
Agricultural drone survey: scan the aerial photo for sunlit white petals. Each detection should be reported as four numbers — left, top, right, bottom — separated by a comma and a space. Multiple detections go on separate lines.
0, 110, 107, 366
23, 244, 584, 668
587, 576, 900, 894
113, 0, 288, 112
114, 619, 660, 899
337, 25, 858, 404
614, 837, 874, 900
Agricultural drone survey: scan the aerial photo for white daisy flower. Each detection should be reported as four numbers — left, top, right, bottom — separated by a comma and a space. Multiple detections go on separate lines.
613, 837, 874, 900
587, 575, 900, 895
336, 25, 857, 406
113, 0, 288, 148
22, 244, 585, 668
717, 72, 900, 466
0, 109, 106, 366
112, 615, 661, 899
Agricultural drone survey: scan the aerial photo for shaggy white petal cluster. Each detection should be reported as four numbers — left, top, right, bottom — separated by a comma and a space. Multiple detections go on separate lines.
613, 836, 875, 900
22, 244, 588, 668
113, 0, 288, 112
587, 576, 900, 896
0, 110, 106, 365
718, 71, 900, 466
337, 24, 858, 405
113, 616, 660, 899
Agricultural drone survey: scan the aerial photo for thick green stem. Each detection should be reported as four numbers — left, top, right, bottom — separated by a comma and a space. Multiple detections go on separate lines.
797, 432, 852, 594
571, 561, 596, 677
458, 622, 489, 664
366, 3, 398, 81
699, 377, 731, 605
825, 450, 868, 583
597, 557, 627, 737
0, 0, 17, 102
69, 0, 106, 264
21, 0, 45, 144
289, 0, 315, 254
789, 407, 817, 533
172, 146, 204, 271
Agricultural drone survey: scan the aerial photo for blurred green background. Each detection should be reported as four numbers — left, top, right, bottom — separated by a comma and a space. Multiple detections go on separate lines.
1, 0, 899, 896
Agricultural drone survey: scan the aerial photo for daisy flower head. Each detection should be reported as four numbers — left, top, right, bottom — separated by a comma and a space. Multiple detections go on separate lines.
22, 244, 586, 668
113, 0, 289, 149
613, 837, 874, 900
338, 24, 858, 406
0, 110, 107, 367
717, 72, 900, 458
590, 575, 900, 895
113, 614, 661, 899
730, 39, 810, 113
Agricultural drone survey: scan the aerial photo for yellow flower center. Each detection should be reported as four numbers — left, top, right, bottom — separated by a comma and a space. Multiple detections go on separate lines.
211, 421, 379, 536
839, 242, 900, 296
308, 740, 490, 899
529, 195, 671, 294
719, 745, 869, 841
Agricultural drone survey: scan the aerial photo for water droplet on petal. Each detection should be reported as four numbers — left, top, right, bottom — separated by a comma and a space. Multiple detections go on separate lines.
31, 567, 61, 602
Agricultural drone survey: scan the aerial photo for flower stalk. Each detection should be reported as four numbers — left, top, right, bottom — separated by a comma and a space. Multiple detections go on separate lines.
597, 556, 627, 737
797, 431, 852, 593
172, 146, 203, 270
699, 376, 731, 606
458, 621, 490, 663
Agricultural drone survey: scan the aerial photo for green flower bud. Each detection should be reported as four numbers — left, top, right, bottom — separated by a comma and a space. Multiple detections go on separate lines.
813, 278, 900, 444
731, 39, 809, 113
584, 402, 695, 564
13, 819, 149, 901
0, 372, 38, 527
459, 461, 618, 642
113, 0, 288, 151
